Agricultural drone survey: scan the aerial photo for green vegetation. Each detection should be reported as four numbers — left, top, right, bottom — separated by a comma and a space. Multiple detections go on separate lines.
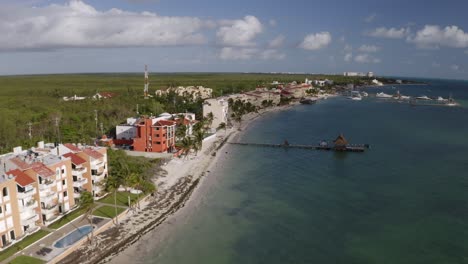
92, 205, 126, 218
0, 230, 50, 262
98, 191, 140, 207
9, 255, 44, 264
48, 207, 88, 229
0, 73, 370, 154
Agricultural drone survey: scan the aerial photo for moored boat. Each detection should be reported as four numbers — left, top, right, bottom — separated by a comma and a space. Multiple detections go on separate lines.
376, 92, 392, 98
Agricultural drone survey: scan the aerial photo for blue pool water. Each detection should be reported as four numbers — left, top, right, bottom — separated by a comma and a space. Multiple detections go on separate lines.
54, 225, 93, 248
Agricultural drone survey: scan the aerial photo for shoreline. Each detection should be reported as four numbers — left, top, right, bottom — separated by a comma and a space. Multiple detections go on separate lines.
57, 102, 297, 264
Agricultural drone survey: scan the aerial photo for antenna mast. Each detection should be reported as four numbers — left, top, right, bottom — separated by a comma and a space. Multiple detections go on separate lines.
144, 65, 149, 99
27, 122, 32, 140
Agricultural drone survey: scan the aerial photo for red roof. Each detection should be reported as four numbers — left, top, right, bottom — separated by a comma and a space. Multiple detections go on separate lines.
9, 157, 32, 170
63, 143, 81, 153
9, 169, 35, 186
63, 153, 86, 165
83, 148, 104, 159
31, 162, 55, 178
156, 120, 177, 126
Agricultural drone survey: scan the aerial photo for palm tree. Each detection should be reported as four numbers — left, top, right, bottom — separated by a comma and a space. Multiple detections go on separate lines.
194, 130, 205, 154
79, 191, 95, 243
204, 112, 214, 131
106, 176, 121, 225
217, 122, 227, 135
177, 136, 193, 158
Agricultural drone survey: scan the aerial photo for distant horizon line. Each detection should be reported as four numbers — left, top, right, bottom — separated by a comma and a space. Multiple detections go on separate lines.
0, 72, 466, 82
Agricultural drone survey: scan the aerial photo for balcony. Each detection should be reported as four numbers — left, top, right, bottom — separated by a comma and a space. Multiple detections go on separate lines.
17, 188, 37, 199
39, 179, 55, 191
19, 200, 38, 213
73, 178, 88, 188
72, 167, 87, 177
91, 160, 104, 170
73, 192, 81, 199
41, 204, 58, 214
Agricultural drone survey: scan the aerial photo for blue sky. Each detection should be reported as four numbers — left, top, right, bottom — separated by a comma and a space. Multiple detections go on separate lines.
1, 0, 468, 79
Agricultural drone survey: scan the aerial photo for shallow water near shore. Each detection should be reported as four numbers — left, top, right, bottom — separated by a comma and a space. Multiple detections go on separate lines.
111, 79, 468, 264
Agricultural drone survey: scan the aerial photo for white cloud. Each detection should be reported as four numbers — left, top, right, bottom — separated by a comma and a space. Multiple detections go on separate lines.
218, 47, 257, 60
451, 64, 460, 71
268, 35, 285, 48
344, 44, 352, 52
269, 19, 277, 27
344, 53, 353, 62
217, 16, 263, 47
260, 49, 285, 60
218, 47, 284, 61
354, 54, 381, 64
368, 27, 409, 39
358, 45, 380, 53
408, 25, 468, 49
299, 32, 332, 50
365, 13, 377, 23
0, 0, 210, 50
432, 62, 441, 68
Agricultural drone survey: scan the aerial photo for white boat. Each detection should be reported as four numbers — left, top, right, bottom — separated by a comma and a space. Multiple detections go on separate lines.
393, 90, 411, 100
361, 91, 369, 97
437, 96, 447, 101
348, 91, 362, 100
376, 92, 392, 98
416, 95, 431, 100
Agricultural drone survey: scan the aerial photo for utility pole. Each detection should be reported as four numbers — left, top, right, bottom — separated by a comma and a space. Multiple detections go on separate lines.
94, 110, 98, 138
27, 122, 32, 140
54, 117, 61, 143
100, 122, 104, 136
144, 65, 149, 99
136, 104, 139, 115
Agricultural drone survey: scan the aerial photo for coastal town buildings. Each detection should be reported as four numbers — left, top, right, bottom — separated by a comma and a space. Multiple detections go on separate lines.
115, 113, 196, 152
155, 86, 213, 100
0, 142, 108, 249
343, 72, 374, 77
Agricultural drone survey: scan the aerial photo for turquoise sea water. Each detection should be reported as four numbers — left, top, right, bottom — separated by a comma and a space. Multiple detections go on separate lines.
112, 79, 468, 264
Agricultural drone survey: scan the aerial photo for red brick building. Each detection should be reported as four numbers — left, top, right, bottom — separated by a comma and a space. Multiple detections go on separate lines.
132, 118, 176, 153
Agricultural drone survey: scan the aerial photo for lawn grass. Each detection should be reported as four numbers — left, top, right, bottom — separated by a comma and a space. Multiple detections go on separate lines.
0, 230, 50, 262
98, 191, 141, 207
9, 255, 44, 264
92, 205, 126, 219
48, 207, 88, 229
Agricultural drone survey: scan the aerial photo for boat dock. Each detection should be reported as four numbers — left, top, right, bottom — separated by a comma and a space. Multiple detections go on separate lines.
228, 142, 368, 152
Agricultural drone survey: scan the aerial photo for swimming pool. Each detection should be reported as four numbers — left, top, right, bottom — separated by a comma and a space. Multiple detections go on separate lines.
54, 225, 93, 248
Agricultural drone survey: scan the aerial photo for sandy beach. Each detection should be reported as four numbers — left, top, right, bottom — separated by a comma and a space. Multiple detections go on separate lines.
57, 102, 298, 264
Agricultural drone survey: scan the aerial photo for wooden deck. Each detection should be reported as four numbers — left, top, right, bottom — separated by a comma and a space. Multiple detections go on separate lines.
228, 142, 369, 152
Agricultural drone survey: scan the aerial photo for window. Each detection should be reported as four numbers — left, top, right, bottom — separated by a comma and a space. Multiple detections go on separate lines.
156, 134, 160, 137
64, 191, 67, 197
62, 180, 66, 185
156, 141, 161, 145
2, 187, 7, 197
61, 169, 65, 174
0, 206, 2, 214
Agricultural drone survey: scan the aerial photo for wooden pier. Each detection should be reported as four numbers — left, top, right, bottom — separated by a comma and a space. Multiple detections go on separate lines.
228, 142, 369, 152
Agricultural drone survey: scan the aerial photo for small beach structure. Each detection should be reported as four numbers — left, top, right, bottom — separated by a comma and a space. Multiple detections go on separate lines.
333, 134, 348, 151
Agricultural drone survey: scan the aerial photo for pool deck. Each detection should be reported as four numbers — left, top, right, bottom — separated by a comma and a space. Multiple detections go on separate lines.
10, 215, 111, 263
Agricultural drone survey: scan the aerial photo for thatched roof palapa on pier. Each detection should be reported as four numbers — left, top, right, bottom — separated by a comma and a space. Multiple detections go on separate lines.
333, 134, 348, 148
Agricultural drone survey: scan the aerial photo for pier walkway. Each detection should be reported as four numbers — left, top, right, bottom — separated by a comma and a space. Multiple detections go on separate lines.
228, 142, 369, 152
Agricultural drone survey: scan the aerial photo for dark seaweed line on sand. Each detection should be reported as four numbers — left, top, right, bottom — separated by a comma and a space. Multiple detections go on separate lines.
59, 134, 232, 264
59, 177, 200, 264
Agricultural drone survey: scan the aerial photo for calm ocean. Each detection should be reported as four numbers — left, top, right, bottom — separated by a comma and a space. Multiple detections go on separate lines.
112, 79, 468, 264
